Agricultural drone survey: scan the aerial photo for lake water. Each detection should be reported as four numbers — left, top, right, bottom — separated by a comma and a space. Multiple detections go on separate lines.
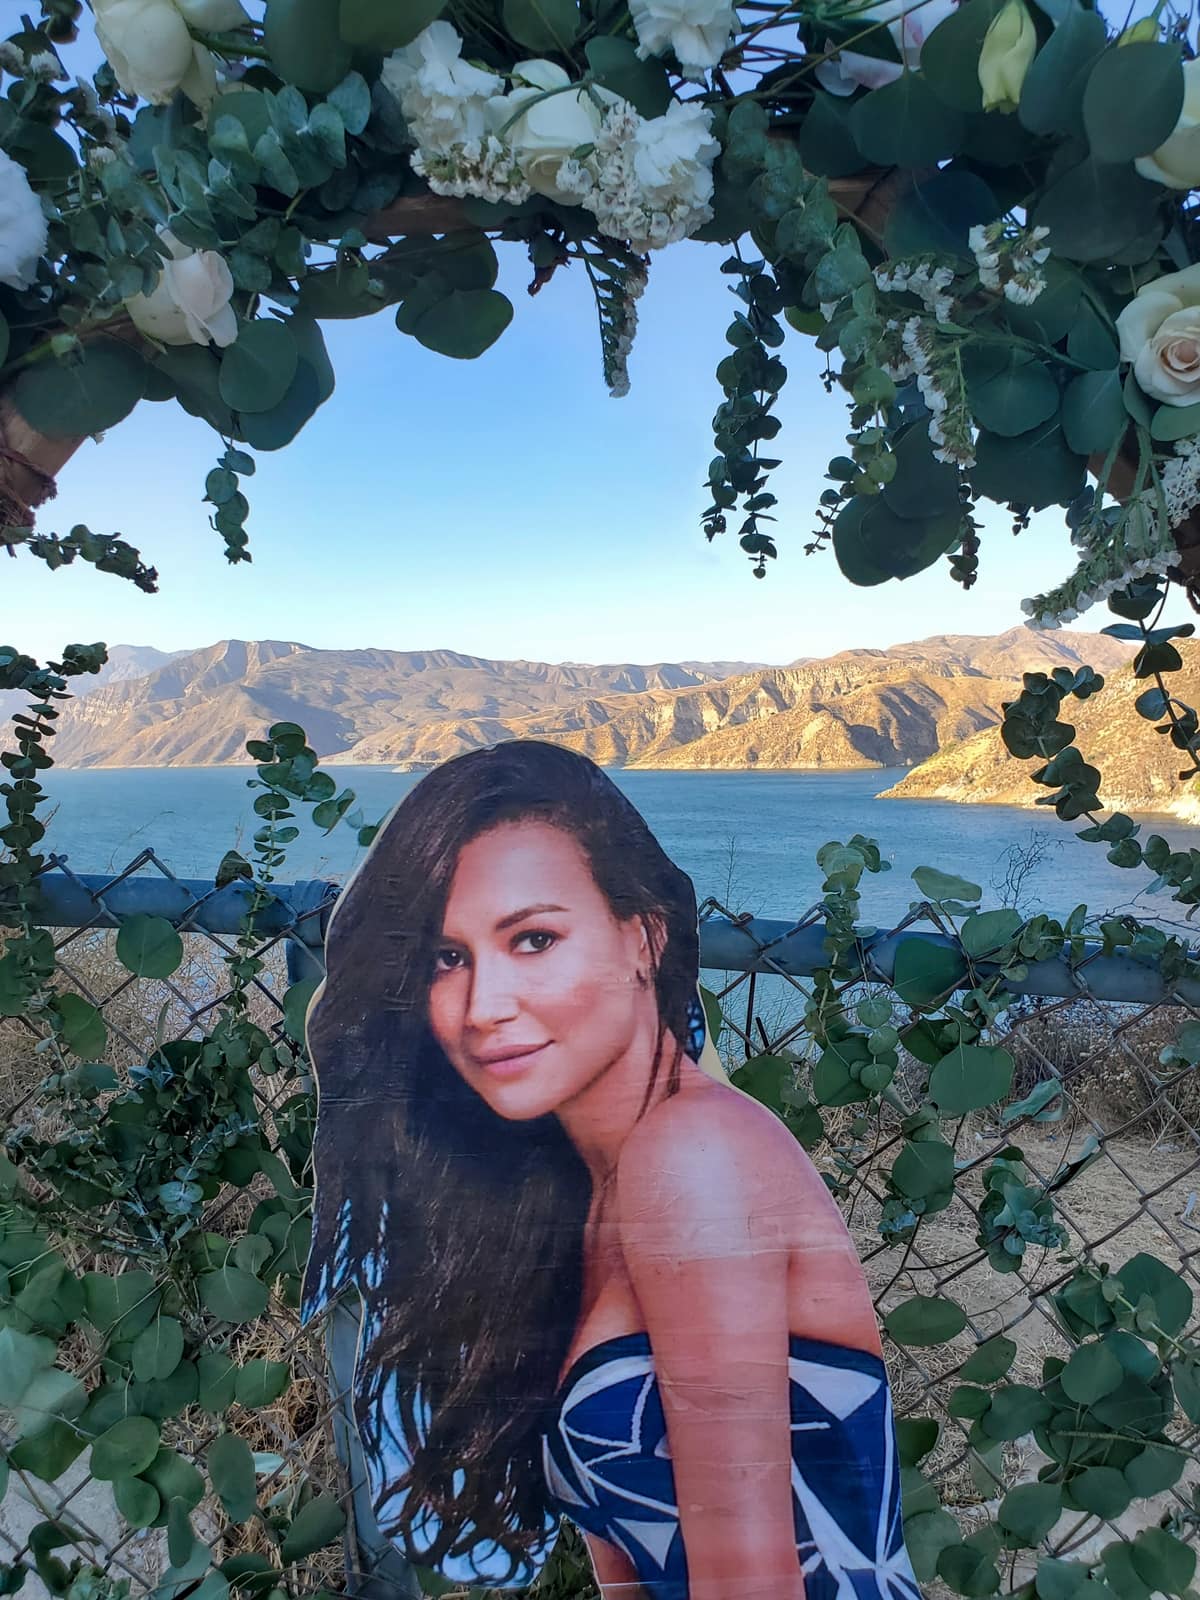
37, 765, 1200, 929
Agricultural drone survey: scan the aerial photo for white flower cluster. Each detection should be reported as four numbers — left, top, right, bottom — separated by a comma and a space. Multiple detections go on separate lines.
882, 316, 975, 467
629, 0, 736, 79
383, 24, 719, 254
0, 150, 48, 292
1162, 437, 1200, 528
1021, 494, 1178, 627
558, 99, 718, 252
873, 258, 956, 323
968, 220, 1050, 306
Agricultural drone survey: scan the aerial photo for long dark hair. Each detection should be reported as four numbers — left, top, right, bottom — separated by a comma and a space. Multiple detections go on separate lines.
302, 741, 699, 1581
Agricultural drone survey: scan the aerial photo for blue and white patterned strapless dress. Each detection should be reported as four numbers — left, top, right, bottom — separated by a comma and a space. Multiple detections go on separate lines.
542, 1332, 921, 1600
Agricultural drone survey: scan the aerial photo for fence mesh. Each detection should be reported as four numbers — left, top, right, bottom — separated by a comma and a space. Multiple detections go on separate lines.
1, 858, 1198, 1598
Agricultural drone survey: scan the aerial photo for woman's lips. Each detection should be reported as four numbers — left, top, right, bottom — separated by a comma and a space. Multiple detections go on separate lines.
472, 1042, 550, 1079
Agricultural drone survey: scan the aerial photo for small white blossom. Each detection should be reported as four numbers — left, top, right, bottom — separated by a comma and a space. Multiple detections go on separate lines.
0, 151, 48, 291
0, 43, 24, 75
629, 0, 735, 78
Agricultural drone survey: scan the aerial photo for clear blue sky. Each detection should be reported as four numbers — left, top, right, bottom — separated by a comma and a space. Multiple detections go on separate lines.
12, 33, 1092, 667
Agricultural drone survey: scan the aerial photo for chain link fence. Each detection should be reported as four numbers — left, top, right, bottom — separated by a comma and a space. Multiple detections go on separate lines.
2, 857, 1198, 1598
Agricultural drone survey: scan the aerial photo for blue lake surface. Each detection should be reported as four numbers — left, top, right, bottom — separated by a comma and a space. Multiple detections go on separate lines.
38, 765, 1200, 929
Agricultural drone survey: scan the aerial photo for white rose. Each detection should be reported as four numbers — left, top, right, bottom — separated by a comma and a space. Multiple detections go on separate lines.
93, 0, 246, 106
125, 229, 237, 347
1117, 264, 1200, 407
488, 61, 604, 203
1135, 58, 1200, 189
628, 0, 735, 79
815, 0, 956, 95
382, 21, 503, 150
0, 151, 48, 291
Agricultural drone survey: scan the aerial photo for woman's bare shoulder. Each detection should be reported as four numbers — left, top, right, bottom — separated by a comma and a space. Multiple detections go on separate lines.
616, 1068, 832, 1242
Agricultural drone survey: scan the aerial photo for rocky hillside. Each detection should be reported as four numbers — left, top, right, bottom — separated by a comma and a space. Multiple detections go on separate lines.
36, 630, 1135, 772
43, 642, 762, 768
883, 640, 1200, 821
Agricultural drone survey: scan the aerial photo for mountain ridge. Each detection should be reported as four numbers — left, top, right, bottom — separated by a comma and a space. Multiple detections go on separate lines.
34, 630, 1137, 776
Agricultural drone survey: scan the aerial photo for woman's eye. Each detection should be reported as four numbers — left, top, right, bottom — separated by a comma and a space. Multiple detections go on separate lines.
433, 947, 465, 973
517, 930, 557, 954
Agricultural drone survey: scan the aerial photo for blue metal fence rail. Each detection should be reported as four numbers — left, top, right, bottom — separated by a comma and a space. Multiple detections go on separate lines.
22, 869, 1200, 1007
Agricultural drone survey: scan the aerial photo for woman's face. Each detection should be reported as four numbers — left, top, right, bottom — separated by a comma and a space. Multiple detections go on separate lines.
427, 821, 654, 1121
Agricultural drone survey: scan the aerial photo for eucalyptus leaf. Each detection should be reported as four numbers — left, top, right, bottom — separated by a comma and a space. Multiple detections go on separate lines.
851, 73, 965, 167
264, 0, 353, 92
884, 1294, 968, 1347
1082, 41, 1184, 163
198, 1266, 269, 1324
219, 322, 299, 415
116, 915, 184, 980
12, 339, 147, 441
929, 1044, 1014, 1115
502, 0, 579, 52
1061, 369, 1126, 455
280, 1494, 346, 1562
207, 1433, 258, 1523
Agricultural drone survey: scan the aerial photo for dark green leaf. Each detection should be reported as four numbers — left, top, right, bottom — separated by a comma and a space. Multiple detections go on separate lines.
1069, 1464, 1131, 1518
219, 321, 299, 414
1150, 400, 1200, 443
905, 1508, 962, 1582
1061, 369, 1125, 455
1082, 41, 1184, 162
1131, 1528, 1196, 1596
884, 170, 999, 259
237, 360, 322, 452
892, 1139, 955, 1200
1033, 158, 1164, 263
264, 0, 353, 92
1019, 6, 1107, 136
339, 0, 446, 47
131, 1317, 184, 1384
930, 1044, 1014, 1114
198, 1267, 269, 1324
1116, 1251, 1193, 1335
406, 288, 514, 360
884, 1294, 968, 1347
921, 0, 1005, 110
998, 1482, 1062, 1544
116, 915, 183, 980
11, 339, 148, 439
896, 1416, 939, 1466
502, 0, 579, 50
207, 1433, 257, 1523
971, 422, 1087, 510
893, 939, 967, 1007
280, 1494, 345, 1563
913, 865, 983, 903
234, 1359, 290, 1408
1060, 1341, 1123, 1404
965, 349, 1059, 438
584, 37, 670, 117
91, 1417, 161, 1481
961, 1334, 1017, 1384
851, 73, 965, 166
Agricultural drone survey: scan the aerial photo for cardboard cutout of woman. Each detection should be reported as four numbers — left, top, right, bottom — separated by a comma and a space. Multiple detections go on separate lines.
302, 742, 919, 1600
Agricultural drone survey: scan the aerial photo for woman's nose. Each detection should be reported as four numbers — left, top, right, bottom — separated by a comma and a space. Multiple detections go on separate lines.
465, 956, 519, 1029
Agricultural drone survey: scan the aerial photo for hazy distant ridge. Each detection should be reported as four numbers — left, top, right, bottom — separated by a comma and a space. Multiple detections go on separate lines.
37, 631, 1137, 777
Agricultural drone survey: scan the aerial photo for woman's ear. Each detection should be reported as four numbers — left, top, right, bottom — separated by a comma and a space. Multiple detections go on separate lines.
639, 913, 668, 969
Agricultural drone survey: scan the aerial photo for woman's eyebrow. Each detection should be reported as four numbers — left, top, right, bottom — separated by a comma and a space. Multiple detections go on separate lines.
495, 903, 567, 931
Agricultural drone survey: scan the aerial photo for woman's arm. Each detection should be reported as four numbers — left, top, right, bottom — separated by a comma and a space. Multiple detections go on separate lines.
617, 1091, 806, 1600
585, 1533, 645, 1597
